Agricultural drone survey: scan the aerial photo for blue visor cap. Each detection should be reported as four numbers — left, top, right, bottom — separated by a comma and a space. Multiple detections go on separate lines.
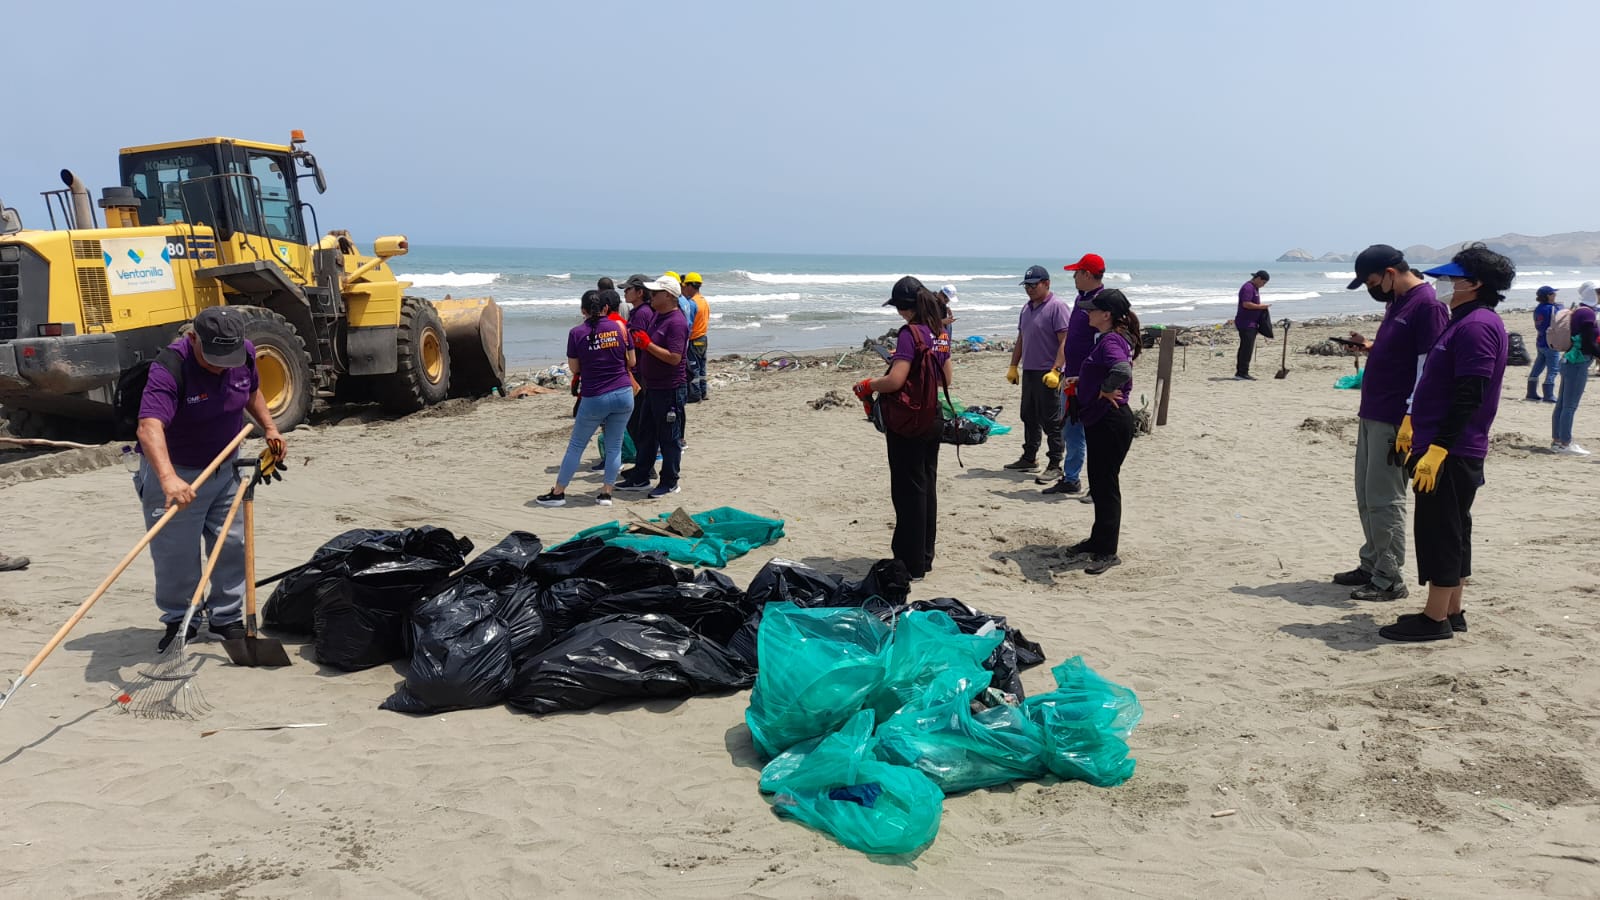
1421, 261, 1468, 278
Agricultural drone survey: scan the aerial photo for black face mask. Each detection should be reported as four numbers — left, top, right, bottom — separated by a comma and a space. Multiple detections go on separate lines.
1368, 283, 1394, 303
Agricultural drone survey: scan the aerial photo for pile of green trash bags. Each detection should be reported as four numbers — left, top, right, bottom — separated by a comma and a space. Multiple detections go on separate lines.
747, 603, 1142, 855
562, 507, 785, 567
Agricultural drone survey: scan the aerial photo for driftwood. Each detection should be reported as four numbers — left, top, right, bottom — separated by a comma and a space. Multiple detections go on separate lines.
0, 437, 99, 450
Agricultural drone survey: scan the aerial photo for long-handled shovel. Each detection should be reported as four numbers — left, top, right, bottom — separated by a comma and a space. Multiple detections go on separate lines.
221, 460, 292, 668
0, 424, 254, 713
1274, 320, 1292, 380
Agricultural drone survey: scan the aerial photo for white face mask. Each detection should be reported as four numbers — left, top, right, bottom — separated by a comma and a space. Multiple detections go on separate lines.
1433, 278, 1454, 304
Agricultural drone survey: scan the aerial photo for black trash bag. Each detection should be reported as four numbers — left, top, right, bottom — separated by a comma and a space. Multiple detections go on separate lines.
1507, 332, 1531, 366
900, 597, 1046, 699
841, 558, 912, 613
495, 583, 548, 659
745, 558, 845, 608
536, 578, 612, 638
505, 613, 756, 715
730, 558, 911, 668
299, 527, 474, 671
313, 593, 412, 672
530, 537, 679, 594
459, 531, 544, 594
262, 528, 399, 634
590, 583, 749, 646
381, 579, 513, 714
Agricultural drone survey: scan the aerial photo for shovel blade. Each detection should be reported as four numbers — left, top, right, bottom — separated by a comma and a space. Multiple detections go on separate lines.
1275, 369, 1289, 379
221, 637, 293, 668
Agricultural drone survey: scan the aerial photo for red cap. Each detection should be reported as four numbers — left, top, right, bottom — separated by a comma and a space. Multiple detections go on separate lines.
1063, 253, 1106, 276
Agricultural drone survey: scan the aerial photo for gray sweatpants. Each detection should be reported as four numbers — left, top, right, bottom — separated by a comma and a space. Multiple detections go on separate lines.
1353, 418, 1406, 590
133, 455, 245, 626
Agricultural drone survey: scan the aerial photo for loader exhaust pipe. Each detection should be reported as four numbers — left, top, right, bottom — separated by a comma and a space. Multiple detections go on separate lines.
59, 169, 95, 230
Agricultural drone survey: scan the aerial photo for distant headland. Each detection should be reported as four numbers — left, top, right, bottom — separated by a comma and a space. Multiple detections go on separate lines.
1277, 231, 1600, 266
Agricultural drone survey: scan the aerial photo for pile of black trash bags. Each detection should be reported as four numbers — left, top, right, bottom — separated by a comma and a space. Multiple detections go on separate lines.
261, 527, 1046, 717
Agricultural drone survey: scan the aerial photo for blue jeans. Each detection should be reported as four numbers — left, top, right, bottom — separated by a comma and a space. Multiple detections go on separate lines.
558, 386, 634, 487
1529, 346, 1561, 388
1060, 416, 1086, 483
1553, 359, 1589, 444
133, 455, 245, 625
687, 337, 708, 401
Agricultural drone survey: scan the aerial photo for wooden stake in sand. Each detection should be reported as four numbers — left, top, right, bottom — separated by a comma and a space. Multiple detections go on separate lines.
1155, 328, 1177, 427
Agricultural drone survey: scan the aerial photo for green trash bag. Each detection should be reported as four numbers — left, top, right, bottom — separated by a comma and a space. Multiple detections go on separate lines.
1334, 370, 1364, 390
873, 668, 1048, 794
593, 430, 637, 464
1021, 656, 1143, 787
744, 604, 893, 759
759, 709, 944, 856
868, 610, 1004, 723
937, 394, 1011, 436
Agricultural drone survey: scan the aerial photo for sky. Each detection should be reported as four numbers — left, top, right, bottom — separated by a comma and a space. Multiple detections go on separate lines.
4, 1, 1594, 260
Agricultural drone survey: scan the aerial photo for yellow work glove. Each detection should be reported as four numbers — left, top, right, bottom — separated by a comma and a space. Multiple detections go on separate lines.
1042, 369, 1061, 390
1395, 415, 1413, 456
256, 447, 289, 485
1411, 444, 1447, 493
1006, 365, 1020, 385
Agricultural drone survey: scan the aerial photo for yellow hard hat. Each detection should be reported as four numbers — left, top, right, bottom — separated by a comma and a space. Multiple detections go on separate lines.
683, 272, 703, 284
663, 270, 680, 282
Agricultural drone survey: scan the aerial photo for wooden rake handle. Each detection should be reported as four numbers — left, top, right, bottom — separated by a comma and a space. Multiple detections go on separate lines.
6, 424, 255, 690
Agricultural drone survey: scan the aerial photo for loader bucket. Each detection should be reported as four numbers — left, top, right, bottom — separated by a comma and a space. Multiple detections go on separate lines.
434, 296, 505, 398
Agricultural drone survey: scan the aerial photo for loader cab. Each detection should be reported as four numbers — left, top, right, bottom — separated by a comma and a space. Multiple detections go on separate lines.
118, 139, 308, 245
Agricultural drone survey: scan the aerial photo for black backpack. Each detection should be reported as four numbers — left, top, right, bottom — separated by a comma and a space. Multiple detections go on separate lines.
113, 346, 256, 436
1506, 332, 1531, 366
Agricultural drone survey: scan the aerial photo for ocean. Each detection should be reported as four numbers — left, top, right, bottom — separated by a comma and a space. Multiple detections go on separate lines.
393, 246, 1598, 368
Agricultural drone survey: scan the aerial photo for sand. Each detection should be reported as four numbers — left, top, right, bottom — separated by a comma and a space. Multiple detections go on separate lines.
1, 312, 1598, 899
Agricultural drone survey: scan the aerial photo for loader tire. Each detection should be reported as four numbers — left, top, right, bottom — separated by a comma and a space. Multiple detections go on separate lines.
1, 407, 103, 443
235, 306, 314, 432
378, 297, 451, 412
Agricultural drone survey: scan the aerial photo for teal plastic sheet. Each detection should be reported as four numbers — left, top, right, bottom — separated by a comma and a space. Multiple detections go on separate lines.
759, 709, 943, 856
561, 507, 785, 568
873, 668, 1048, 794
1021, 657, 1143, 787
745, 604, 892, 759
937, 395, 1012, 436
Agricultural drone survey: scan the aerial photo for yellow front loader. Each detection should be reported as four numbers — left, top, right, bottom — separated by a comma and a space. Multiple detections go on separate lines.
0, 132, 503, 440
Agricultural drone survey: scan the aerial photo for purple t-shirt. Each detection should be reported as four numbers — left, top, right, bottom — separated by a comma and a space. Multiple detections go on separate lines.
1358, 282, 1447, 426
567, 318, 633, 397
1077, 331, 1134, 427
1409, 304, 1507, 460
890, 324, 952, 369
628, 302, 655, 332
637, 306, 688, 390
138, 338, 259, 468
1236, 281, 1264, 331
1063, 289, 1097, 376
1016, 293, 1071, 371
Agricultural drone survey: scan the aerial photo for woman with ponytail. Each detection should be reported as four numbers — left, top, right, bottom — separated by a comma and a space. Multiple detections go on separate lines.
1070, 288, 1140, 574
852, 276, 953, 578
537, 290, 636, 506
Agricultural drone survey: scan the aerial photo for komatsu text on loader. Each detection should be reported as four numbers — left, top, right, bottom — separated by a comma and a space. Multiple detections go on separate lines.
0, 132, 504, 440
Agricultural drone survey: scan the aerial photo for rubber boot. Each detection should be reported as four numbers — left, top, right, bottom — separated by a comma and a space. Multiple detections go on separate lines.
1524, 379, 1540, 401
1543, 381, 1557, 403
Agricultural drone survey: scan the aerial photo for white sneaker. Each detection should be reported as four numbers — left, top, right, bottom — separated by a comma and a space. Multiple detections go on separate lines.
1565, 443, 1592, 456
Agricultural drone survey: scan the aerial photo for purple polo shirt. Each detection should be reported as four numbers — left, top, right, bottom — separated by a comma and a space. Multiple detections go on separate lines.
138, 338, 258, 468
1409, 303, 1507, 460
890, 324, 952, 368
1063, 289, 1098, 377
1016, 293, 1071, 371
1077, 331, 1134, 427
567, 318, 633, 397
1236, 281, 1264, 331
1358, 282, 1447, 426
628, 303, 655, 332
637, 306, 688, 390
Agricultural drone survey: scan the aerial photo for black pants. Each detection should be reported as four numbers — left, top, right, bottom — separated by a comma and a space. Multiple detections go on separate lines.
1412, 455, 1483, 588
1236, 328, 1257, 377
624, 385, 684, 488
1084, 405, 1135, 556
1019, 370, 1064, 464
886, 432, 940, 577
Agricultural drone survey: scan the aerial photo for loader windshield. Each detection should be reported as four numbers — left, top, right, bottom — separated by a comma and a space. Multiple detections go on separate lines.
121, 148, 226, 228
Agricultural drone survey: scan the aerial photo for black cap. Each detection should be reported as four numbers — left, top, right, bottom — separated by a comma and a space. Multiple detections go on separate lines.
883, 275, 924, 309
620, 274, 649, 290
1250, 270, 1270, 281
1090, 288, 1131, 318
1347, 245, 1405, 290
1020, 265, 1050, 285
192, 306, 247, 367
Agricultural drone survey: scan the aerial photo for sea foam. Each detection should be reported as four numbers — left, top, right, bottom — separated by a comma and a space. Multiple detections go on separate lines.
398, 272, 499, 287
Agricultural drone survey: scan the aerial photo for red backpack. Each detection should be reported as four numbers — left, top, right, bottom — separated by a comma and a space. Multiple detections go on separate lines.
873, 326, 944, 440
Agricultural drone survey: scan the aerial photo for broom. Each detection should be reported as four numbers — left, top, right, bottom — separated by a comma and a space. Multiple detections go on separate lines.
0, 425, 253, 714
118, 465, 254, 720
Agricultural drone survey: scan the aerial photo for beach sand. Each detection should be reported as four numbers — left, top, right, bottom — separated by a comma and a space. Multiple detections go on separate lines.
1, 312, 1597, 898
